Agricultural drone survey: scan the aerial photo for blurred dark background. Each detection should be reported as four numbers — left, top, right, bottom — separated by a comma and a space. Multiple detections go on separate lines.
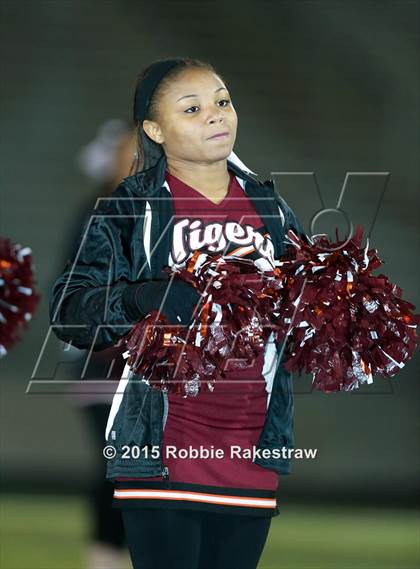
0, 2, 419, 566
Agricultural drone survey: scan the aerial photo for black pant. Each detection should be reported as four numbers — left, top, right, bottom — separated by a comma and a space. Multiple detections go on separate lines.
122, 507, 272, 569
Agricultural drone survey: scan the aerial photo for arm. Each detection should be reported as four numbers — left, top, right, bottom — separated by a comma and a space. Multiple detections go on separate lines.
49, 186, 142, 351
49, 185, 201, 350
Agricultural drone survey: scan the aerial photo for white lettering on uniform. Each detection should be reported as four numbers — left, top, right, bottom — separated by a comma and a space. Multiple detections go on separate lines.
171, 218, 275, 266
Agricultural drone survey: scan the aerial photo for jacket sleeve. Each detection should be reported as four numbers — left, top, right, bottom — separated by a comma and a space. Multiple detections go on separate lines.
49, 185, 141, 351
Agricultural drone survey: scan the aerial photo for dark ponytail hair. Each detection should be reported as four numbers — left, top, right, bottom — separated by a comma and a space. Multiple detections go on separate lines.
129, 58, 227, 175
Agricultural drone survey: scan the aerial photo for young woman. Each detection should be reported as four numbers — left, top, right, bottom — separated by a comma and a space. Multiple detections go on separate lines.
50, 57, 307, 569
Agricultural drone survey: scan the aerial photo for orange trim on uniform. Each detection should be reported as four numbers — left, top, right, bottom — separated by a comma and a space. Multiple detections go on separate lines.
113, 488, 277, 509
227, 244, 256, 257
226, 232, 271, 258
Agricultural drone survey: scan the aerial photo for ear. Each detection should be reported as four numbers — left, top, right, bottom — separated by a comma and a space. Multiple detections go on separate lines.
142, 119, 164, 144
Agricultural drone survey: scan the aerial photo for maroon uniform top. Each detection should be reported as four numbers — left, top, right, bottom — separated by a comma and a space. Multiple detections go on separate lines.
113, 171, 281, 517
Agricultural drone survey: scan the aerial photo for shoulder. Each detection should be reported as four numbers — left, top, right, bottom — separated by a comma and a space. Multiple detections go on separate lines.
266, 178, 297, 215
92, 181, 138, 217
74, 182, 139, 246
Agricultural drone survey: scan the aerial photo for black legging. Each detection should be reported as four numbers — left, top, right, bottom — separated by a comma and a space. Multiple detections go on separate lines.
122, 507, 272, 569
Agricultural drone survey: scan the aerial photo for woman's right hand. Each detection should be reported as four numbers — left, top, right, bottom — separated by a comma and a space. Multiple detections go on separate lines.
122, 277, 203, 325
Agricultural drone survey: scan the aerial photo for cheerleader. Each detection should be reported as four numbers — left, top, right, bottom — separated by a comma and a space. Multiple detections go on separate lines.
50, 57, 307, 569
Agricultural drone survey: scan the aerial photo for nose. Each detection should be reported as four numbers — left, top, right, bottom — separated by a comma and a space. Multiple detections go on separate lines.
208, 109, 224, 124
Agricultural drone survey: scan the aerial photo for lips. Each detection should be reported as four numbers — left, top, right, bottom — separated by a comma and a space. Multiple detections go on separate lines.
207, 131, 229, 139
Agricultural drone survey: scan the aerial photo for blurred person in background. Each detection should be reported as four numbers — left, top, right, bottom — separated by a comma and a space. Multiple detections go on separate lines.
61, 119, 136, 569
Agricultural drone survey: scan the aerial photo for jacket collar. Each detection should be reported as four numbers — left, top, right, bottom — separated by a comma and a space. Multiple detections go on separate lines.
122, 153, 264, 197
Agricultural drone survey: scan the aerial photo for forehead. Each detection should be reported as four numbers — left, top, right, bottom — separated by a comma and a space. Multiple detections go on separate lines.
165, 68, 227, 99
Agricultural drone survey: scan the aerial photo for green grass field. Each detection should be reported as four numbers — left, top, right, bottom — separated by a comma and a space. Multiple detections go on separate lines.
0, 495, 418, 569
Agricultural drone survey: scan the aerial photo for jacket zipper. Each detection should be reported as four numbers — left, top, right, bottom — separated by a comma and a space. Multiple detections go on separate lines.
161, 464, 170, 488
160, 391, 170, 483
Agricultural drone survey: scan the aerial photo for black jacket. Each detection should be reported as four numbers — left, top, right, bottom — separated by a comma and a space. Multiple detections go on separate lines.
49, 153, 308, 481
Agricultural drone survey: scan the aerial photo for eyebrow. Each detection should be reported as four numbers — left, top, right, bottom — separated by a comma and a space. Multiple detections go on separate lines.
176, 86, 228, 103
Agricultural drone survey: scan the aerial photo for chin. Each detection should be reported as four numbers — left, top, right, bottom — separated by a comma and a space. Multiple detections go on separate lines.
205, 147, 234, 163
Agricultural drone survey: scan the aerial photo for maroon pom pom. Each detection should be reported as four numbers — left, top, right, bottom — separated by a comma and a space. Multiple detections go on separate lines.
274, 225, 420, 392
117, 251, 281, 397
0, 237, 41, 356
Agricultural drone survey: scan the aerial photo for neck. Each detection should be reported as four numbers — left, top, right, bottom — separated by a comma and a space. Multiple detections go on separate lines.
165, 157, 231, 198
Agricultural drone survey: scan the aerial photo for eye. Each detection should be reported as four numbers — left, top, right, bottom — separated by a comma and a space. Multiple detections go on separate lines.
184, 99, 231, 114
